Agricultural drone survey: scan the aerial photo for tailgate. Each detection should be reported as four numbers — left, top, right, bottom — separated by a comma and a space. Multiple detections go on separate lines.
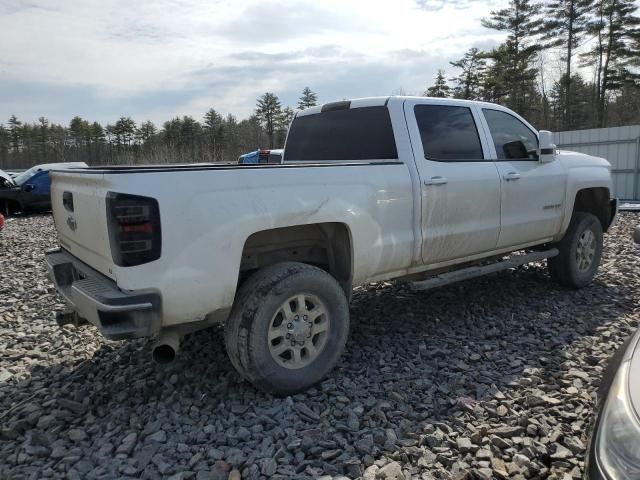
50, 171, 116, 279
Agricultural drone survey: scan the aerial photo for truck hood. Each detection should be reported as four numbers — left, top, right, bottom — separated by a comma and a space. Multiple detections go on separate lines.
0, 170, 15, 187
556, 149, 611, 169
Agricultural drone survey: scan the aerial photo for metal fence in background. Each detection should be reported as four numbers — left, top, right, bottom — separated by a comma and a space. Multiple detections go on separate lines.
554, 125, 640, 201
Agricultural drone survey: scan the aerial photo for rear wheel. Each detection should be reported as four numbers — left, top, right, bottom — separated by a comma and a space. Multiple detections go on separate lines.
0, 200, 21, 217
548, 211, 603, 289
225, 262, 349, 395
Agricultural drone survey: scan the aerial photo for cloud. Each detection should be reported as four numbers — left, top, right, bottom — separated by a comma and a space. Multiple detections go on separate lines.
415, 0, 501, 11
180, 45, 455, 118
0, 0, 507, 126
416, 0, 470, 11
0, 0, 55, 15
214, 1, 369, 44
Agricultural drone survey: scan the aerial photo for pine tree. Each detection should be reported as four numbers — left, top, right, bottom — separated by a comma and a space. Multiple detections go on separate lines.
114, 117, 136, 147
275, 106, 295, 147
581, 0, 640, 126
136, 121, 155, 145
204, 108, 223, 134
105, 124, 116, 145
223, 114, 240, 160
36, 117, 50, 161
550, 73, 593, 130
540, 0, 595, 128
8, 115, 22, 154
0, 124, 9, 166
179, 116, 202, 149
450, 48, 487, 99
425, 70, 451, 97
481, 0, 542, 116
297, 87, 318, 110
69, 116, 89, 148
162, 118, 182, 146
607, 80, 640, 126
256, 93, 282, 148
86, 121, 105, 163
90, 122, 105, 145
203, 108, 224, 157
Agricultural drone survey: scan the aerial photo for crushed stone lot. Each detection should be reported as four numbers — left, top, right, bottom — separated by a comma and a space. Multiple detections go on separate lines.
1, 213, 639, 480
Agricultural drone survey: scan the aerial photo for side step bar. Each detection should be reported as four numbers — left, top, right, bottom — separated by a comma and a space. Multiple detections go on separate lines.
411, 248, 558, 291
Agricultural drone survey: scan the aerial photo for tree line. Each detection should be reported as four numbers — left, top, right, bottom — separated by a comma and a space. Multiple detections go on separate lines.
0, 88, 318, 169
425, 0, 639, 131
1, 0, 638, 169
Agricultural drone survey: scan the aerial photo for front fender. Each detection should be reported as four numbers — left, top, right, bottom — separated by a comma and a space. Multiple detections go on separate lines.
559, 164, 612, 237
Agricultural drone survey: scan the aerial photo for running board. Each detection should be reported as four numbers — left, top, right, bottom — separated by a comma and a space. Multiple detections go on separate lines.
411, 248, 558, 291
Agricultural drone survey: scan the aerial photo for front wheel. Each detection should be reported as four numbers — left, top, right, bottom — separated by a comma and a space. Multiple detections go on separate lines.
548, 211, 603, 289
225, 262, 350, 395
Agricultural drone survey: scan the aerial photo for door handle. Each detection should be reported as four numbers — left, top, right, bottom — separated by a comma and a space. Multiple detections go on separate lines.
424, 176, 448, 186
503, 172, 521, 181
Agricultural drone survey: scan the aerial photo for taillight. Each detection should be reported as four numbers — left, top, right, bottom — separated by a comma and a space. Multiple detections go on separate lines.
106, 192, 161, 266
259, 150, 270, 163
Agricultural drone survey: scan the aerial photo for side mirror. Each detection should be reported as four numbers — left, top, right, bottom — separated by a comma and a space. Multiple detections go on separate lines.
538, 130, 556, 163
23, 184, 35, 192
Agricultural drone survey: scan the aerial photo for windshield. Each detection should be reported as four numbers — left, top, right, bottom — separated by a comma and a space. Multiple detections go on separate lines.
13, 166, 42, 186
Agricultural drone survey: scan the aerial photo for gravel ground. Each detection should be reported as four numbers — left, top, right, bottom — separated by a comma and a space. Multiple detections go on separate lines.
1, 213, 639, 480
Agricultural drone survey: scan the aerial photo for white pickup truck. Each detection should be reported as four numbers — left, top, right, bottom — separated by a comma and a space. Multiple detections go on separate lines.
46, 97, 617, 394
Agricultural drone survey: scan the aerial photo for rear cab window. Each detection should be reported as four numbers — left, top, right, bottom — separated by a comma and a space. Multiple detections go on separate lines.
414, 105, 484, 161
283, 104, 398, 161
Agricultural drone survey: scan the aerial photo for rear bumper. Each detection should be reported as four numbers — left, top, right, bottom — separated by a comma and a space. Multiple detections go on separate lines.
45, 248, 161, 340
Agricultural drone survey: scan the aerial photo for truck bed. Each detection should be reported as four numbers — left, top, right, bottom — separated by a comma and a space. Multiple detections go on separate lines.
50, 160, 416, 327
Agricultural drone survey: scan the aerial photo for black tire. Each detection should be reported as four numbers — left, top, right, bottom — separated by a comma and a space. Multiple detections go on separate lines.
548, 211, 603, 289
225, 262, 349, 395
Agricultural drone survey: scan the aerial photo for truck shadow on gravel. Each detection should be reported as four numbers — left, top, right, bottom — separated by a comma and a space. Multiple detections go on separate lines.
2, 262, 636, 479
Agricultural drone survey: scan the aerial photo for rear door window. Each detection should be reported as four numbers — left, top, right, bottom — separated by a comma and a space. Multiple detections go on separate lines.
483, 109, 538, 160
284, 106, 398, 161
414, 105, 484, 161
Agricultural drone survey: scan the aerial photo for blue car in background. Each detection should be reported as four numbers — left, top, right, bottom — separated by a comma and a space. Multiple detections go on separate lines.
238, 148, 283, 165
0, 162, 87, 215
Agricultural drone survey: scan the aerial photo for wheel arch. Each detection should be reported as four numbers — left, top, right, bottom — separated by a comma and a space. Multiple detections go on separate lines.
571, 187, 613, 232
237, 222, 354, 298
560, 185, 613, 238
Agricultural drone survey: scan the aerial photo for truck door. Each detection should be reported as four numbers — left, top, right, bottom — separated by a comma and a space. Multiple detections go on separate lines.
479, 108, 566, 248
403, 99, 501, 264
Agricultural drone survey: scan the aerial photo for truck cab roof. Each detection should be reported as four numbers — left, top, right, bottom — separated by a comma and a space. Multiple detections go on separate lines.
298, 96, 520, 117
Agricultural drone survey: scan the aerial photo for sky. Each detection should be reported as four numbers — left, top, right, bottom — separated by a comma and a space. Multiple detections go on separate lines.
0, 0, 508, 126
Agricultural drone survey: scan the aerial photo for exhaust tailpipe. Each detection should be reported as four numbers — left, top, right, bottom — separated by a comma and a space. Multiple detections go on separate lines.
152, 330, 181, 364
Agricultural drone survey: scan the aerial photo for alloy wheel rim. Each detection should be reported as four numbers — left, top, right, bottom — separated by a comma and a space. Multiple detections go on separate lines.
576, 229, 596, 272
268, 293, 330, 369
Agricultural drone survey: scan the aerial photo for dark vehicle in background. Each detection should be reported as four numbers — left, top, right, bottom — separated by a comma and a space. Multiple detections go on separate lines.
585, 227, 640, 479
0, 169, 13, 186
5, 169, 25, 178
0, 162, 87, 215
